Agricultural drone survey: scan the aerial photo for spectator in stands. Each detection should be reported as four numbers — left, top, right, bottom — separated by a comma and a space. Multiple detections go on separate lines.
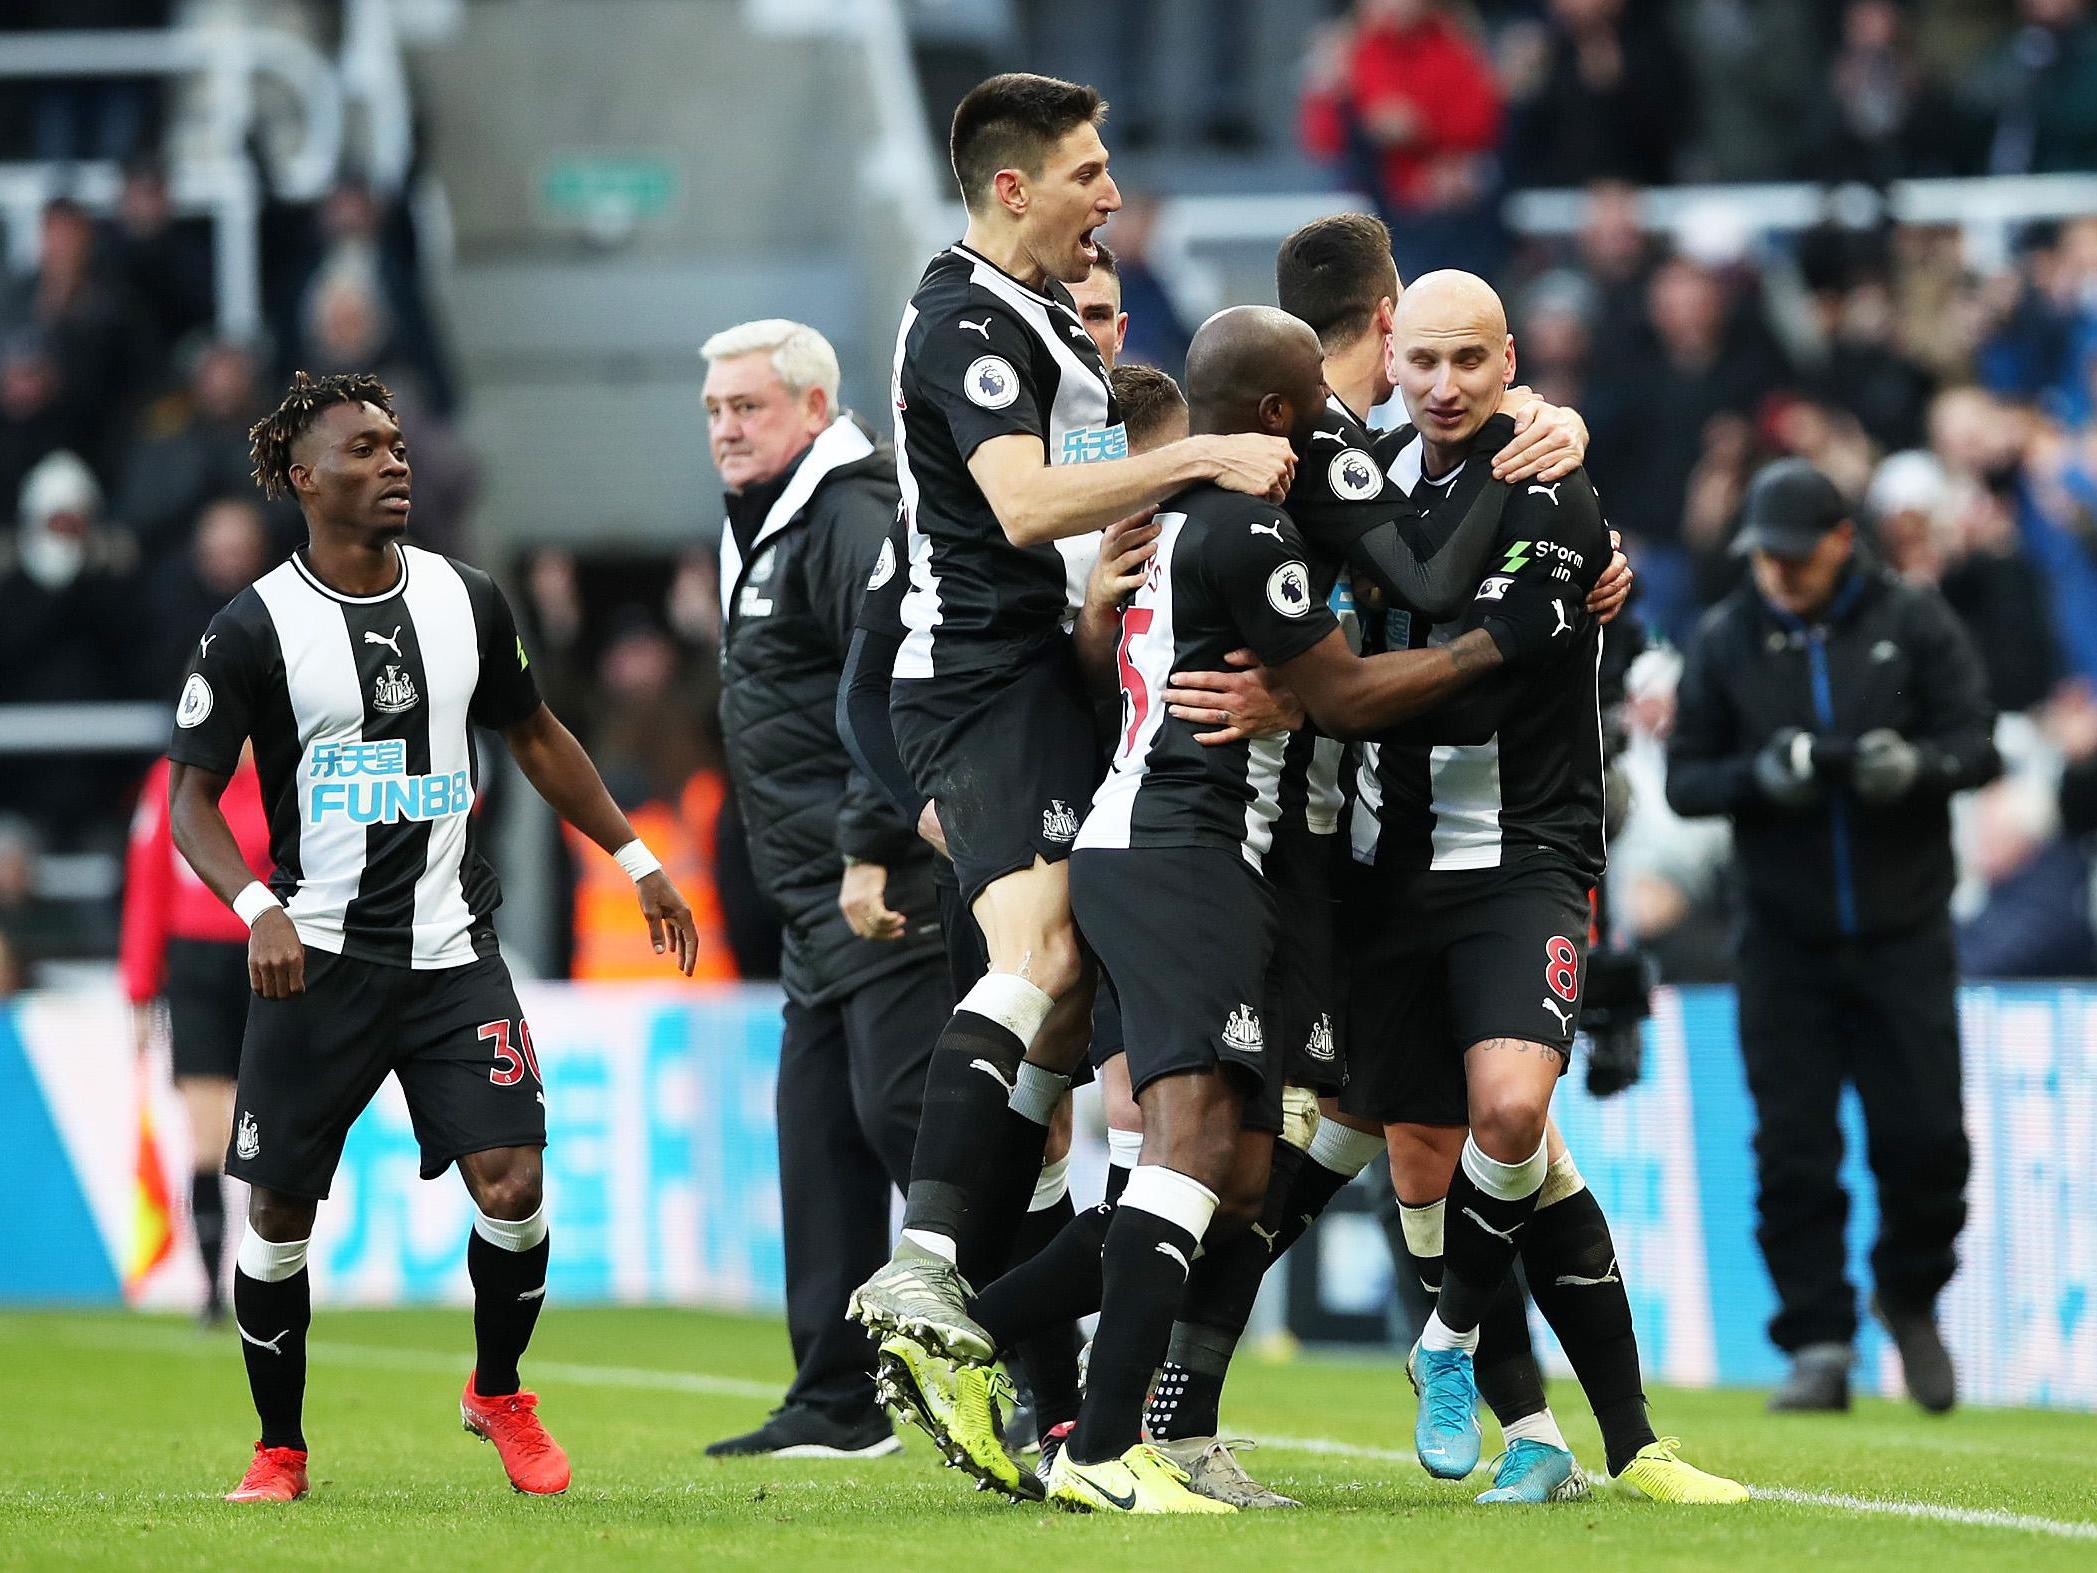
1799, 267, 1934, 454
146, 497, 272, 699
1671, 0, 1825, 181
1572, 179, 1660, 350
0, 451, 144, 844
1869, 449, 2061, 714
0, 814, 101, 974
0, 331, 82, 516
118, 339, 278, 565
1501, 0, 1686, 189
1300, 0, 1504, 279
2050, 678, 2097, 841
1956, 774, 2097, 977
102, 157, 215, 359
260, 174, 458, 417
1810, 0, 1968, 182
0, 198, 151, 484
1970, 0, 2097, 175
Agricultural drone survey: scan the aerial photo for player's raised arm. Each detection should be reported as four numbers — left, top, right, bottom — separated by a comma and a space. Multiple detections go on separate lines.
968, 428, 1292, 546
498, 704, 699, 976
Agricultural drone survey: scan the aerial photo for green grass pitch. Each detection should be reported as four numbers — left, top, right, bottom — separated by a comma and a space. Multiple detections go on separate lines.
2, 1307, 2091, 1571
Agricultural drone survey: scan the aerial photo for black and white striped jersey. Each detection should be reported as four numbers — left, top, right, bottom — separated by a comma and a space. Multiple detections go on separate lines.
1076, 485, 1337, 870
167, 543, 542, 969
1350, 433, 1609, 877
891, 243, 1122, 679
1271, 398, 1515, 850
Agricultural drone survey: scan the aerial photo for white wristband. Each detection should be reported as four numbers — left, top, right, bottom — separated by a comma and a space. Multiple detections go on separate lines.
232, 881, 283, 929
612, 838, 662, 883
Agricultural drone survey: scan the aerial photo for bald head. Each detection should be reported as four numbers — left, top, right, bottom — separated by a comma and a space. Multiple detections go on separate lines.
1183, 304, 1327, 445
1387, 269, 1515, 451
1392, 269, 1507, 341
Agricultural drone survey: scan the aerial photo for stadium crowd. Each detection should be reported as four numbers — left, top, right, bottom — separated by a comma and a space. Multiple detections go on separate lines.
6, 0, 2097, 990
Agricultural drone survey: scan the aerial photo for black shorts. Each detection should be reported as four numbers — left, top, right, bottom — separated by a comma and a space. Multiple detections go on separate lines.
1267, 827, 1345, 1096
892, 641, 1105, 909
227, 949, 545, 1200
164, 937, 249, 1081
1339, 856, 1592, 1127
1072, 845, 1282, 1131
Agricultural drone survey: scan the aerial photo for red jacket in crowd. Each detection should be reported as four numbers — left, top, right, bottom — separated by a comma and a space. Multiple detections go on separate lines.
1302, 10, 1503, 210
119, 754, 272, 1003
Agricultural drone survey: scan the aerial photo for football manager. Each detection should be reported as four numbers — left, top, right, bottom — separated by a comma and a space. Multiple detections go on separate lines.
703, 318, 948, 1457
1666, 457, 1999, 1417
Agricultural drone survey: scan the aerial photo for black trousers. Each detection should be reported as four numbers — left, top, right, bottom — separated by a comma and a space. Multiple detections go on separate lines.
1735, 916, 1969, 1353
778, 954, 949, 1415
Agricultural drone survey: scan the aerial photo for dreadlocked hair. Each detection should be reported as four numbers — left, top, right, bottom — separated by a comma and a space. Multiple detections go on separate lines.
248, 370, 395, 500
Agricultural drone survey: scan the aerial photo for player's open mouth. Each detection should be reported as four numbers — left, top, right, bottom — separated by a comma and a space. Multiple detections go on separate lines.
1079, 227, 1100, 262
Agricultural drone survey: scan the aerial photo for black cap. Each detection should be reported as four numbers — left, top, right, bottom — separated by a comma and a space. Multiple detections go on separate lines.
1732, 458, 1851, 558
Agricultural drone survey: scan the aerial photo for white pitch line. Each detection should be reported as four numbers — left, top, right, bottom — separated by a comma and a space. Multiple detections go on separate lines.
51, 1326, 2097, 1542
1251, 1431, 2097, 1543
1749, 1487, 2097, 1543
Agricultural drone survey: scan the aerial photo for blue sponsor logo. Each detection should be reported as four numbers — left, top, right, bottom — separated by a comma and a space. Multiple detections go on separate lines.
1059, 423, 1129, 465
307, 753, 471, 826
1384, 608, 1413, 649
311, 739, 408, 778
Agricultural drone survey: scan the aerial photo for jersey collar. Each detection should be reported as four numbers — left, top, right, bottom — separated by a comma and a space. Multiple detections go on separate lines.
290, 542, 409, 604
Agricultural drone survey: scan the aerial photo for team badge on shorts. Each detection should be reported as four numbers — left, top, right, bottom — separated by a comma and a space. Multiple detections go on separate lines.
235, 1110, 261, 1160
1223, 1003, 1264, 1053
965, 355, 1019, 410
176, 672, 213, 728
1304, 1012, 1337, 1062
1328, 448, 1381, 501
1266, 560, 1312, 617
1041, 799, 1079, 843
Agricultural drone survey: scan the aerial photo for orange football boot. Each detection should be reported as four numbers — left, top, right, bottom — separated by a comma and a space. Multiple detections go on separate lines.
225, 1442, 309, 1502
461, 1373, 571, 1495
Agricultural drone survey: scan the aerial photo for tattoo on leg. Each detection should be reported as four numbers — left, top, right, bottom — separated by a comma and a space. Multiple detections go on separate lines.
1473, 1036, 1568, 1068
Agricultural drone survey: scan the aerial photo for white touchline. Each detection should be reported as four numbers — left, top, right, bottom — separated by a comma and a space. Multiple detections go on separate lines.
55, 1325, 2097, 1541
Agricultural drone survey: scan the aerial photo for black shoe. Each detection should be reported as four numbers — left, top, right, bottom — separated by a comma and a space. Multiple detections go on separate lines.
1768, 1344, 1852, 1412
1873, 1294, 1956, 1413
704, 1404, 902, 1459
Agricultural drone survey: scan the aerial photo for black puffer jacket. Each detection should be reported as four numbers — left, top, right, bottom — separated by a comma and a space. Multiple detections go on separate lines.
1666, 562, 2000, 942
718, 417, 940, 1005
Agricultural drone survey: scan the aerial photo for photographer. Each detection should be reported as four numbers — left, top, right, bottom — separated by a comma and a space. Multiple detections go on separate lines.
1666, 458, 1998, 1416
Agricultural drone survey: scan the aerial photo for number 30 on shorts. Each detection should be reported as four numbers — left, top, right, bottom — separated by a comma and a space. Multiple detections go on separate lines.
479, 1018, 542, 1087
1544, 937, 1580, 1003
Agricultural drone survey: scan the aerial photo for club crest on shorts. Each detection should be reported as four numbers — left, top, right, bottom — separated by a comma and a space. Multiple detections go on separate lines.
964, 354, 1019, 410
373, 663, 419, 714
235, 1110, 261, 1160
1328, 448, 1381, 501
1266, 560, 1311, 617
1041, 799, 1079, 842
1223, 1003, 1264, 1053
1304, 1011, 1336, 1062
176, 672, 213, 728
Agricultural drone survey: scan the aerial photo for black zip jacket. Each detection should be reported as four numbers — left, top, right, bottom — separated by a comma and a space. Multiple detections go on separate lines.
1665, 562, 1999, 942
718, 421, 940, 1006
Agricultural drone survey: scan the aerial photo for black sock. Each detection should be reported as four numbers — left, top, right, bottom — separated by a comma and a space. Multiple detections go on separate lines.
1103, 1162, 1132, 1204
1070, 1203, 1201, 1464
1257, 1138, 1309, 1251
191, 1171, 226, 1308
959, 1105, 1051, 1286
468, 1228, 550, 1397
1475, 1272, 1548, 1426
902, 1012, 1031, 1275
970, 1202, 1113, 1351
1008, 1193, 1083, 1434
1270, 1150, 1359, 1260
1438, 1161, 1542, 1335
234, 1267, 310, 1451
1147, 1227, 1267, 1441
1522, 1186, 1654, 1474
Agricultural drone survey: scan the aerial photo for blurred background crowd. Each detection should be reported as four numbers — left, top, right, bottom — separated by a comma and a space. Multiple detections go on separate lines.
6, 0, 2097, 997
